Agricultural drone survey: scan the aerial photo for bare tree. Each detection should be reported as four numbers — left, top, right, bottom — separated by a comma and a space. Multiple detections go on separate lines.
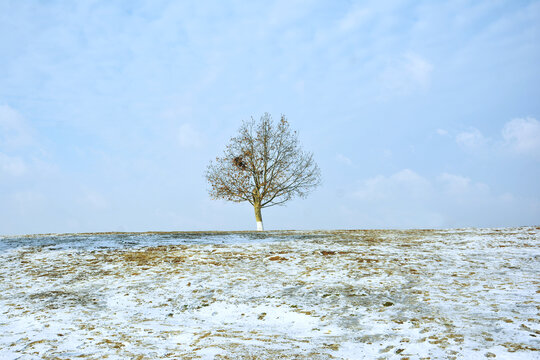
206, 113, 321, 231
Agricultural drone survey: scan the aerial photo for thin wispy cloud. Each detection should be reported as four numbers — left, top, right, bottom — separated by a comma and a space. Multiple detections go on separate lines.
456, 128, 487, 150
335, 153, 352, 166
178, 123, 204, 149
502, 117, 540, 157
436, 129, 448, 136
0, 153, 27, 177
380, 53, 433, 95
0, 105, 35, 150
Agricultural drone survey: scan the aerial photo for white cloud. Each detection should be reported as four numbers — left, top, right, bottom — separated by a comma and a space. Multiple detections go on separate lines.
454, 118, 540, 158
456, 128, 486, 149
178, 123, 203, 149
404, 53, 433, 87
438, 173, 470, 195
10, 190, 46, 216
336, 153, 352, 165
502, 117, 540, 156
436, 128, 448, 136
80, 188, 109, 210
352, 169, 439, 227
351, 169, 533, 228
438, 173, 489, 196
0, 105, 55, 180
0, 153, 27, 176
380, 53, 433, 95
338, 7, 371, 32
0, 104, 35, 149
354, 169, 432, 201
499, 192, 515, 202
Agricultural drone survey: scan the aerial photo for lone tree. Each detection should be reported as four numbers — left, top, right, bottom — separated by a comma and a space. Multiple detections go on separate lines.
206, 113, 321, 231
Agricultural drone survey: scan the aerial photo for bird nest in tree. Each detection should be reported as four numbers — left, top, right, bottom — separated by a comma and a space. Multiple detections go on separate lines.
233, 156, 247, 170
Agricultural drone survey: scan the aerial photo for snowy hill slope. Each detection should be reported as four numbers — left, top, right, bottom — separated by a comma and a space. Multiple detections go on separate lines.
1, 228, 539, 359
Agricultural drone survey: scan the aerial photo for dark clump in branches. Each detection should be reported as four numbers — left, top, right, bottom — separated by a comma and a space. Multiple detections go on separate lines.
206, 113, 321, 230
232, 156, 247, 171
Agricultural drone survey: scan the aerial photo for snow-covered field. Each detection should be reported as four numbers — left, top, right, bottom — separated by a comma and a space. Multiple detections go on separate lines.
1, 228, 539, 359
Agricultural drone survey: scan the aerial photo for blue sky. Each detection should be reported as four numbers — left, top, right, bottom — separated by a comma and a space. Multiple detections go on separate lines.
1, 0, 539, 234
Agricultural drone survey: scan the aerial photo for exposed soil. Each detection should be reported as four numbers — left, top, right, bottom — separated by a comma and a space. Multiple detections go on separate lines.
1, 228, 539, 359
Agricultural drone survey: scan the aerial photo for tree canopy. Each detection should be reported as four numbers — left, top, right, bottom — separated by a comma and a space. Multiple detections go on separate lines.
206, 113, 321, 230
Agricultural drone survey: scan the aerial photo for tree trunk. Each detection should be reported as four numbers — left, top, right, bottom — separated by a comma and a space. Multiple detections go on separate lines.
254, 203, 264, 231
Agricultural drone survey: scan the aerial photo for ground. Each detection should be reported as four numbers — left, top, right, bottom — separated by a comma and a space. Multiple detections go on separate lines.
0, 228, 539, 359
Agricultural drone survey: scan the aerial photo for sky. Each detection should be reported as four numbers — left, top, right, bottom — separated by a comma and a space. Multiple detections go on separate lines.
1, 0, 539, 234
